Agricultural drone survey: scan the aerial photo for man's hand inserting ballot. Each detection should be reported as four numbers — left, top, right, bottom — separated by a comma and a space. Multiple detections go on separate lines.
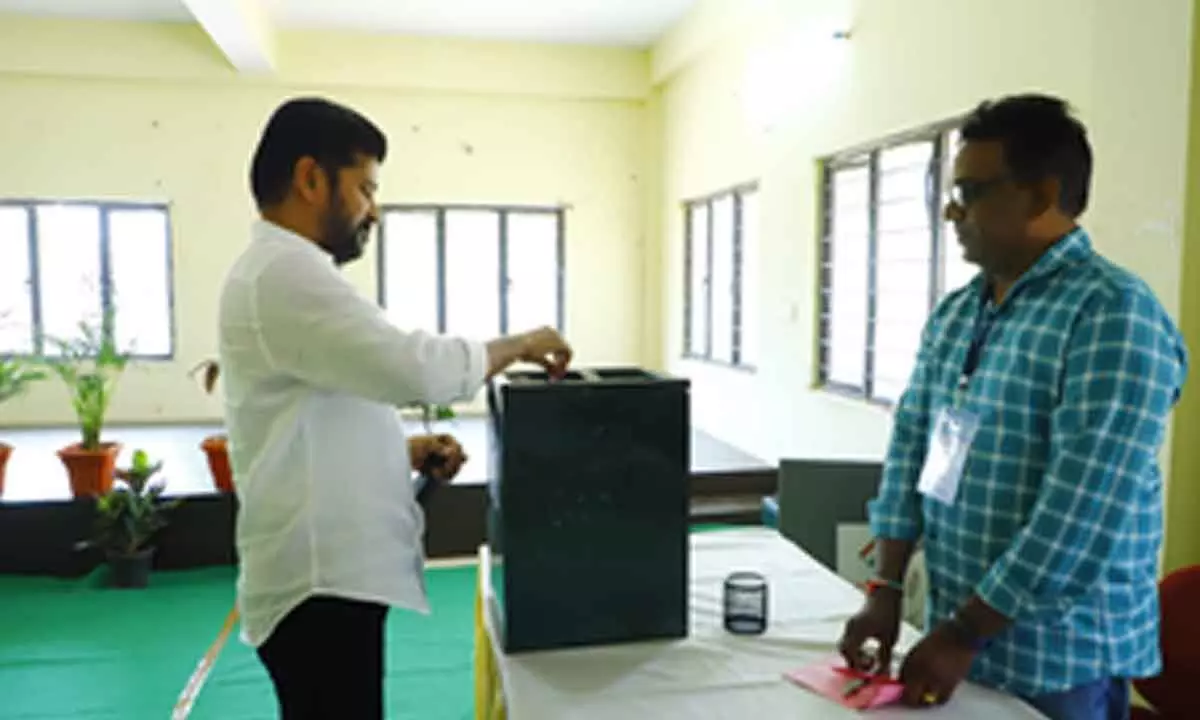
487, 326, 572, 380
408, 434, 467, 483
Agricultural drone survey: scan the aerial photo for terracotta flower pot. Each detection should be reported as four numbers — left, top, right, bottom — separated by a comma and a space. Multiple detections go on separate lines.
201, 435, 234, 492
58, 443, 122, 498
0, 443, 11, 499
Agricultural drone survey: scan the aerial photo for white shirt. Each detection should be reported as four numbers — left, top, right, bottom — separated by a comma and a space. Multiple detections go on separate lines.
217, 219, 487, 647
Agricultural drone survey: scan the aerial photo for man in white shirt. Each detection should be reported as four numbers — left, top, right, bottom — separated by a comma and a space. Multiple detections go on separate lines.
218, 97, 572, 719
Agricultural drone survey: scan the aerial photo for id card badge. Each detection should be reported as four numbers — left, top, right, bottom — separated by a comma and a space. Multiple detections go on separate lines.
917, 407, 980, 505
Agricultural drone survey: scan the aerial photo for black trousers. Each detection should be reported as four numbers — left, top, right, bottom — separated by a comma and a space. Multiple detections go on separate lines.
256, 595, 389, 719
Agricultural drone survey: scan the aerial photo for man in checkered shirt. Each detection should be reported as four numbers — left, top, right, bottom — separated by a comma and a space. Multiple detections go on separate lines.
838, 94, 1188, 720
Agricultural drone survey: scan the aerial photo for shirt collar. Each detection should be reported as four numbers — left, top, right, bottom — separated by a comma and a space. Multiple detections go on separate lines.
977, 226, 1092, 304
1020, 226, 1092, 282
253, 218, 335, 266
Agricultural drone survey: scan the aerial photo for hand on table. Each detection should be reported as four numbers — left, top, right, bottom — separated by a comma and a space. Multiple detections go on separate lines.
896, 621, 978, 708
408, 434, 467, 483
838, 591, 903, 676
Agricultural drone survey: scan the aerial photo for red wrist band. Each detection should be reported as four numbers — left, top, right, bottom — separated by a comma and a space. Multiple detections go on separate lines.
864, 578, 904, 595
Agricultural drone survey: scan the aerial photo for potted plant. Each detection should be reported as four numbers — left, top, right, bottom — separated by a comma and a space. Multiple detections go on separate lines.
43, 314, 129, 498
0, 357, 48, 497
189, 358, 233, 493
79, 449, 181, 588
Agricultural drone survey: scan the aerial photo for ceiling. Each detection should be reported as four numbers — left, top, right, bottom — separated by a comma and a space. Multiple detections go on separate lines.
0, 0, 698, 46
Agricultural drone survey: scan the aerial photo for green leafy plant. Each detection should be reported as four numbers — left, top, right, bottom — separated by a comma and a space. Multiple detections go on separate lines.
0, 357, 47, 405
80, 449, 181, 556
0, 356, 46, 490
42, 312, 130, 450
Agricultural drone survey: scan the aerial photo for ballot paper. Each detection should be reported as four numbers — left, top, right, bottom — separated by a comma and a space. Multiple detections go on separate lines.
784, 655, 905, 711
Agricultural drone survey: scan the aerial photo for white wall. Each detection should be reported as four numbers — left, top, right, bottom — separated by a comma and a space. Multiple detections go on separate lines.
652, 0, 1193, 464
0, 18, 653, 426
0, 3, 1192, 468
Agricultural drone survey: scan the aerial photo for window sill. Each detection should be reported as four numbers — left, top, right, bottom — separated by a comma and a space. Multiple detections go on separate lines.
1, 352, 176, 363
680, 354, 757, 374
131, 354, 177, 363
814, 382, 895, 412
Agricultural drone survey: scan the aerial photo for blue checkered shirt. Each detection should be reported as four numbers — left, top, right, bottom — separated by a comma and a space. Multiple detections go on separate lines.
869, 228, 1188, 696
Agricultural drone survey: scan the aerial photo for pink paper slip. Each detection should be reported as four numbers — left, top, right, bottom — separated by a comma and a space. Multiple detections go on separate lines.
784, 657, 905, 711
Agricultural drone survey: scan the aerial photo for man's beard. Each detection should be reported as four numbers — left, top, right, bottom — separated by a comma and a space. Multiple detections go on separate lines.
320, 198, 372, 266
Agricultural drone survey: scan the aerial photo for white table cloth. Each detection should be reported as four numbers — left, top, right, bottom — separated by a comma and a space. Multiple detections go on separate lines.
481, 527, 1048, 719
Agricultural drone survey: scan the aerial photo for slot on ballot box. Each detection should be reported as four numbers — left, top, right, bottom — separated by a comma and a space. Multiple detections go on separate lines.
484, 366, 690, 653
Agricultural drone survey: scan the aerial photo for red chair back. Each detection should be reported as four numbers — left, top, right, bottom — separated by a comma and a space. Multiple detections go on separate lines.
1134, 564, 1200, 719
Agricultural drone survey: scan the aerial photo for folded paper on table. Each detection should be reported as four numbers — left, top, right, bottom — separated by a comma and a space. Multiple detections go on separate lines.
784, 656, 905, 711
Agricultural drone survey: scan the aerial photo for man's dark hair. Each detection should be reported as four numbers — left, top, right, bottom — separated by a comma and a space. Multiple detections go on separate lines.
960, 94, 1092, 217
250, 97, 387, 209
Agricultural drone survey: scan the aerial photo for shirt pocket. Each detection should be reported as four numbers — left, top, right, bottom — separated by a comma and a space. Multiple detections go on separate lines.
975, 324, 1062, 420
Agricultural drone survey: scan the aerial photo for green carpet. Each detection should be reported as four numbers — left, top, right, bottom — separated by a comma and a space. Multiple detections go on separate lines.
0, 525, 743, 719
0, 564, 478, 720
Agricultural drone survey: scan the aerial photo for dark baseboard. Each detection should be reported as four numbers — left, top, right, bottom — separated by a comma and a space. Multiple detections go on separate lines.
0, 467, 776, 577
690, 469, 776, 498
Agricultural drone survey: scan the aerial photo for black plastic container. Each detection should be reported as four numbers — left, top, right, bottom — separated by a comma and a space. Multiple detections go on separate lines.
107, 548, 154, 589
485, 367, 690, 653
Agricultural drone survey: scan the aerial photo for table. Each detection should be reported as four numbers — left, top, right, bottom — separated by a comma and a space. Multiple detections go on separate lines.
473, 527, 1049, 719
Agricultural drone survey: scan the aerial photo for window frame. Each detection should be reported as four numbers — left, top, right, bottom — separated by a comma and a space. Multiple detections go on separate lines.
682, 181, 759, 372
815, 118, 965, 405
376, 203, 567, 336
0, 197, 177, 361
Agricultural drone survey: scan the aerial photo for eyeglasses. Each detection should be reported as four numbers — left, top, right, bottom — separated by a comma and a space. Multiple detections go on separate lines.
948, 176, 1011, 207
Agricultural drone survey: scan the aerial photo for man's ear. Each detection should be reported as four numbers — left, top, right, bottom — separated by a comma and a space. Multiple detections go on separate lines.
1026, 177, 1060, 220
292, 156, 328, 205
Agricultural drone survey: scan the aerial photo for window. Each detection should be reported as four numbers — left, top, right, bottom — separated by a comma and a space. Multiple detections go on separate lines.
377, 205, 565, 339
683, 184, 759, 369
941, 128, 977, 294
0, 201, 174, 358
818, 123, 974, 404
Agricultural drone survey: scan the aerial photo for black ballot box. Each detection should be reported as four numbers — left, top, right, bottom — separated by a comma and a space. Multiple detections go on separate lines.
484, 366, 690, 653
